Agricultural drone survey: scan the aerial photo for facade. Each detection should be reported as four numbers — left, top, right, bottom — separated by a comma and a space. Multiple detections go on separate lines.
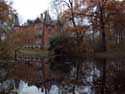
13, 11, 57, 49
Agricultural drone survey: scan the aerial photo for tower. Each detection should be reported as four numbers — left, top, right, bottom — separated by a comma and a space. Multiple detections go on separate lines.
14, 14, 20, 26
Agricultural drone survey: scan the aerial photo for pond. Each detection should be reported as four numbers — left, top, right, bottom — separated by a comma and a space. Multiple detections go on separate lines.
13, 80, 93, 94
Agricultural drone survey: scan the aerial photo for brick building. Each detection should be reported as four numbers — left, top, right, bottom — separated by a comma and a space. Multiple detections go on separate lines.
13, 11, 57, 49
10, 11, 60, 87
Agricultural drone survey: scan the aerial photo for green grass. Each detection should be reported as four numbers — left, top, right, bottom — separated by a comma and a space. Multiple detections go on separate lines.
17, 49, 49, 57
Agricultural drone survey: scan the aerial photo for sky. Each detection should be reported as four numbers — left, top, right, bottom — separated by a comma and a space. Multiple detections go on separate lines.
10, 0, 51, 24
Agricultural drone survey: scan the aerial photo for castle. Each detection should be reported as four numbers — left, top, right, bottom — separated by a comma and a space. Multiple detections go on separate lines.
13, 11, 58, 49
11, 11, 59, 84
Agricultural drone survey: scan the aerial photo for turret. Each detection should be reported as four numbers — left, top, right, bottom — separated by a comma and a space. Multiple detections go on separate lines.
14, 14, 20, 26
44, 10, 52, 24
40, 13, 43, 23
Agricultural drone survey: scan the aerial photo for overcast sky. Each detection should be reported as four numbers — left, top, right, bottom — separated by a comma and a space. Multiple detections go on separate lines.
10, 0, 51, 24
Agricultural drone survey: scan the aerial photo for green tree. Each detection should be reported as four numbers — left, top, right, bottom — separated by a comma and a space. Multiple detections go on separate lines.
49, 32, 72, 75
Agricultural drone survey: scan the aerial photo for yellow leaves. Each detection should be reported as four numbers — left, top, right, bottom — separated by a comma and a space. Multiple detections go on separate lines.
64, 26, 88, 32
0, 0, 11, 21
0, 2, 8, 11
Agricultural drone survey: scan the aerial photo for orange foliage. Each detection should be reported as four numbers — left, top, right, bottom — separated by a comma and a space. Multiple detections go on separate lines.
0, 0, 14, 22
64, 26, 88, 32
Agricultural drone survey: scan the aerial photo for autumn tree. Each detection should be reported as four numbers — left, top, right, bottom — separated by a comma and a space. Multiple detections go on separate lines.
0, 0, 15, 58
50, 0, 125, 94
0, 0, 15, 59
0, 0, 16, 81
0, 0, 15, 33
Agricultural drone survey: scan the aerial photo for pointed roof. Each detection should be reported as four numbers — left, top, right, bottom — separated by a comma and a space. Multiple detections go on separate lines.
34, 18, 42, 24
44, 10, 52, 24
14, 14, 20, 26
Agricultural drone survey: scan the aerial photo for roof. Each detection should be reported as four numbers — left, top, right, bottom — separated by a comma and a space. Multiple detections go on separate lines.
14, 15, 20, 26
34, 18, 42, 24
44, 11, 52, 24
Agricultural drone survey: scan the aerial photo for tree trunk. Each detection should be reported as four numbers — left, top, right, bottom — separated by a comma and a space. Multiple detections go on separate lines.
98, 2, 106, 94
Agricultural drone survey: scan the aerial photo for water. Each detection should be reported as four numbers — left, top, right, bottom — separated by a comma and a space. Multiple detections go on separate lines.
16, 81, 93, 94
17, 81, 60, 94
18, 81, 45, 94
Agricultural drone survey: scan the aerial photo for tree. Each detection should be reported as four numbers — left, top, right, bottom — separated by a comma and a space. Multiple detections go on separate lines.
0, 0, 16, 82
50, 0, 125, 94
0, 0, 15, 59
0, 0, 15, 34
50, 1, 91, 94
49, 32, 72, 77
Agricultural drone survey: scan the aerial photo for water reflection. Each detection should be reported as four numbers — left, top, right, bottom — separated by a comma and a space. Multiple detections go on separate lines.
16, 81, 94, 94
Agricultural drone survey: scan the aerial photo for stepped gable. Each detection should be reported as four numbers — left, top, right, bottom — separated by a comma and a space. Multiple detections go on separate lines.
34, 18, 42, 24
